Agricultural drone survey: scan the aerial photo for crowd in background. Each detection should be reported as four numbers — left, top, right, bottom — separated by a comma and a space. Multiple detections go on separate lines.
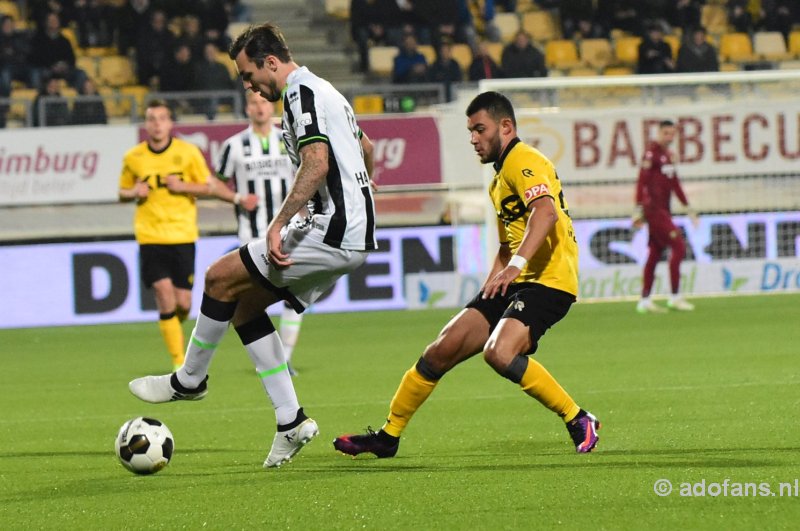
0, 0, 250, 126
349, 0, 800, 92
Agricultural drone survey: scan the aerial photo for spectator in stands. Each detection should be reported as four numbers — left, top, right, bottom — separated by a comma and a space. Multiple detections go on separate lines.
501, 30, 547, 79
676, 27, 719, 73
117, 0, 153, 55
73, 0, 114, 48
224, 0, 251, 23
71, 77, 108, 125
561, 0, 596, 39
667, 0, 704, 34
192, 41, 235, 119
468, 40, 502, 81
475, 0, 501, 43
197, 0, 231, 51
607, 0, 641, 36
180, 14, 206, 62
728, 0, 755, 34
392, 32, 428, 84
414, 0, 464, 52
160, 41, 195, 92
0, 15, 32, 93
33, 75, 70, 127
760, 0, 797, 40
30, 0, 74, 27
136, 9, 175, 89
637, 24, 674, 74
28, 11, 88, 90
350, 0, 390, 73
427, 40, 462, 101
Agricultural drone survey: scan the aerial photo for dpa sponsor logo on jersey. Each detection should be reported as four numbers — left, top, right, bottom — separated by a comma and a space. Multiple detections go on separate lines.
524, 183, 550, 201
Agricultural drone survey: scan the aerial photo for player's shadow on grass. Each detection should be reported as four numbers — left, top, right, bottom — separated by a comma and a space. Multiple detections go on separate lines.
0, 448, 235, 459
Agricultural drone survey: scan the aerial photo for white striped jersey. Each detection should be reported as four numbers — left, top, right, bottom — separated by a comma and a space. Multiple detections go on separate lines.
282, 66, 377, 251
216, 125, 295, 243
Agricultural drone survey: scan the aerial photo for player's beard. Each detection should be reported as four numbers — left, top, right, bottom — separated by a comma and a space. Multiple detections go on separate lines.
481, 134, 502, 164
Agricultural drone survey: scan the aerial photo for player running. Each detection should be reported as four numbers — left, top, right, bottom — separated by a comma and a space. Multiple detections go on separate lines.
334, 91, 600, 458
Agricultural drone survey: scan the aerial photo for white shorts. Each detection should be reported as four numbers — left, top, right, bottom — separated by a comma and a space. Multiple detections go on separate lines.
239, 224, 368, 312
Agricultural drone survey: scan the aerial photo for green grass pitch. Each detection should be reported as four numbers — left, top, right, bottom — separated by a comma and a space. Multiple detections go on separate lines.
1, 294, 799, 529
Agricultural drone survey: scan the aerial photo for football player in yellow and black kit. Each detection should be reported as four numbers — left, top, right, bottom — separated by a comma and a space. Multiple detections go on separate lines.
335, 91, 600, 457
119, 99, 256, 370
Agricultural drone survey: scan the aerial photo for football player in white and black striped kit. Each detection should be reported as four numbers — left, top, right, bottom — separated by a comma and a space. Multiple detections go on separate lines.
129, 22, 377, 469
216, 90, 305, 376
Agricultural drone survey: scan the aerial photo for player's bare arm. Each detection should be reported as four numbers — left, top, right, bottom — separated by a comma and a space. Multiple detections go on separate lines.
483, 196, 558, 299
266, 141, 329, 268
206, 176, 258, 211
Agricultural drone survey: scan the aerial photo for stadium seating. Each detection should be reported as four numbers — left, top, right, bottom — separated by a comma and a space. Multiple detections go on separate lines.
418, 44, 437, 65
753, 32, 792, 61
325, 0, 350, 20
614, 36, 641, 66
76, 56, 99, 82
579, 38, 613, 70
450, 43, 474, 72
522, 10, 560, 43
544, 39, 580, 70
216, 50, 238, 81
9, 88, 37, 122
368, 46, 397, 77
604, 66, 634, 76
352, 94, 384, 114
700, 4, 729, 35
486, 42, 503, 65
719, 33, 758, 63
663, 34, 681, 60
494, 12, 521, 43
120, 85, 150, 117
98, 55, 137, 87
788, 31, 800, 58
0, 0, 20, 20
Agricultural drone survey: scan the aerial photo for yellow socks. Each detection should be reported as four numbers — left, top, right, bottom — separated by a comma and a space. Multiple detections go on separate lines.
158, 313, 185, 369
519, 357, 580, 422
383, 365, 438, 437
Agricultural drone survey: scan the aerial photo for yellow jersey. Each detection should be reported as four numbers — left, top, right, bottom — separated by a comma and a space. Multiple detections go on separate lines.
119, 137, 210, 244
489, 138, 579, 296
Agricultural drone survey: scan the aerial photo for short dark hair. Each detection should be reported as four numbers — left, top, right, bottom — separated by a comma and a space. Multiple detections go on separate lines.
466, 91, 516, 128
659, 119, 675, 128
228, 22, 292, 67
146, 99, 174, 119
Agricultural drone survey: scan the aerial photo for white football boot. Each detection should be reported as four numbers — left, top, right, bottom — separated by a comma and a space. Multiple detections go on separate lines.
667, 297, 695, 311
264, 418, 319, 468
129, 373, 208, 403
636, 299, 666, 314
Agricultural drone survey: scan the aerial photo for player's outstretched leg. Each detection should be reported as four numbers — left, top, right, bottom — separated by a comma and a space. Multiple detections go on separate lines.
264, 409, 320, 468
333, 427, 400, 458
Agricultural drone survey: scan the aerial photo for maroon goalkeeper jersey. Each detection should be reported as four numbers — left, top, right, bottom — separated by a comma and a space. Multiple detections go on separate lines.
635, 141, 688, 215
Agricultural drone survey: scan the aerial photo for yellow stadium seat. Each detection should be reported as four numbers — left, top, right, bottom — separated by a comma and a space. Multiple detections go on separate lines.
450, 43, 474, 71
368, 46, 397, 77
76, 56, 98, 81
9, 88, 37, 122
120, 85, 150, 116
580, 38, 613, 69
568, 66, 597, 77
544, 39, 580, 70
98, 55, 137, 87
486, 42, 504, 65
701, 4, 729, 35
604, 66, 634, 76
663, 34, 680, 60
614, 36, 641, 66
779, 60, 800, 70
753, 31, 792, 61
216, 50, 238, 80
417, 45, 436, 65
61, 27, 82, 55
325, 0, 350, 19
790, 31, 800, 58
98, 86, 127, 118
522, 11, 560, 43
83, 47, 118, 57
719, 33, 758, 63
352, 94, 384, 115
0, 0, 20, 20
494, 12, 521, 43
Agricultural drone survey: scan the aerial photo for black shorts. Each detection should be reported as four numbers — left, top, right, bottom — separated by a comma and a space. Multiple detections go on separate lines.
139, 243, 196, 289
465, 282, 575, 355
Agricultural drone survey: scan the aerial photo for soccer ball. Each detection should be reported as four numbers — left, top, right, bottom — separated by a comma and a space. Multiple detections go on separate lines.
115, 417, 174, 475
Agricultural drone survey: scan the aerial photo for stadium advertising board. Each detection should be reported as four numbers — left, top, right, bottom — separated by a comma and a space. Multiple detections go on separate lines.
0, 125, 135, 206
515, 99, 800, 181
2, 213, 798, 328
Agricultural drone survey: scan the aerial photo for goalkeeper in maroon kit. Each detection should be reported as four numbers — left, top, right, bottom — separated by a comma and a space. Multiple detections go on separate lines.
633, 120, 697, 313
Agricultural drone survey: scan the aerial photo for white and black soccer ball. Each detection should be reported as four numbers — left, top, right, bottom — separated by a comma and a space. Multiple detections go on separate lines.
115, 417, 174, 475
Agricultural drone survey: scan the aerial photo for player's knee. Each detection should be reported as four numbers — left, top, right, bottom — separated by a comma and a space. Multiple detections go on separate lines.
671, 238, 686, 261
203, 264, 229, 298
421, 341, 456, 375
482, 342, 507, 375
